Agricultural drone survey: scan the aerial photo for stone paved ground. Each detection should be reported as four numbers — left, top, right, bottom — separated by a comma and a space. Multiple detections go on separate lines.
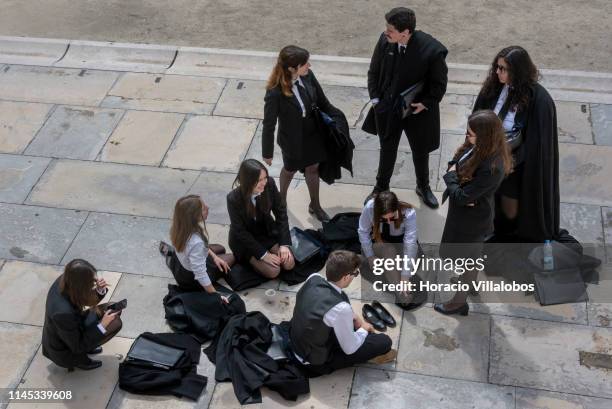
0, 41, 612, 409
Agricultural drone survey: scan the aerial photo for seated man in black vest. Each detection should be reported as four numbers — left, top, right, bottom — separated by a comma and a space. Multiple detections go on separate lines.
289, 250, 396, 376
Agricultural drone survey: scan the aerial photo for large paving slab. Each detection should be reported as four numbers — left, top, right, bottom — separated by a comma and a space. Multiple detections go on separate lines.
0, 100, 52, 154
0, 154, 50, 203
0, 203, 87, 264
350, 125, 411, 152
106, 350, 215, 409
0, 260, 120, 326
397, 307, 490, 382
12, 336, 133, 409
62, 213, 171, 278
489, 315, 612, 398
209, 367, 355, 409
187, 171, 237, 225
213, 79, 265, 119
243, 122, 285, 179
27, 160, 199, 218
108, 274, 174, 338
101, 73, 225, 114
558, 143, 612, 206
0, 322, 42, 391
323, 85, 370, 127
99, 110, 184, 166
163, 115, 257, 172
349, 367, 515, 409
556, 101, 594, 144
440, 94, 474, 134
0, 65, 118, 106
560, 202, 607, 262
591, 103, 612, 146
515, 387, 612, 409
237, 288, 295, 324
24, 106, 123, 160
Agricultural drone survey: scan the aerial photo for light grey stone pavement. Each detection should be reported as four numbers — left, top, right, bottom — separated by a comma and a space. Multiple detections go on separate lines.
0, 41, 611, 409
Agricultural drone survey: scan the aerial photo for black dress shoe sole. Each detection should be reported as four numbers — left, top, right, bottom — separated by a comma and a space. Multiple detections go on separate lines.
362, 305, 386, 331
396, 300, 426, 312
433, 303, 469, 316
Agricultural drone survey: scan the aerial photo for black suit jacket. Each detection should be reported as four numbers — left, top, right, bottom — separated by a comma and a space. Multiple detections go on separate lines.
362, 31, 448, 154
262, 71, 332, 160
227, 177, 291, 260
42, 276, 105, 368
441, 156, 505, 243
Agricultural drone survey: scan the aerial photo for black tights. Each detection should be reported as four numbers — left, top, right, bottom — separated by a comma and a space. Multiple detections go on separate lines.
280, 163, 322, 209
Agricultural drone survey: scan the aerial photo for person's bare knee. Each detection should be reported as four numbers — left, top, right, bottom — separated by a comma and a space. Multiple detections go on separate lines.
501, 196, 519, 220
259, 264, 281, 279
282, 255, 295, 271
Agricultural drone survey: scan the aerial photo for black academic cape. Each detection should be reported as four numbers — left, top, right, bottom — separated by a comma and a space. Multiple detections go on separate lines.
362, 31, 448, 154
473, 83, 560, 242
163, 284, 246, 341
118, 332, 207, 401
317, 105, 354, 185
205, 312, 309, 404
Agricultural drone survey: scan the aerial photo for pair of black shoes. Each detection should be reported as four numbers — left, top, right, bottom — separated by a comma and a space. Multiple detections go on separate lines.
362, 301, 396, 331
68, 347, 103, 372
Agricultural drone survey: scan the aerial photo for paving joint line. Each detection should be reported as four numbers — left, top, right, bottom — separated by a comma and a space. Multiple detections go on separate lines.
22, 157, 55, 204
20, 103, 59, 155
57, 210, 92, 265
94, 108, 128, 162
158, 113, 191, 168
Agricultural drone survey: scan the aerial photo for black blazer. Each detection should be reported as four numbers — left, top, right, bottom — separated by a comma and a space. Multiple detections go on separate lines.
227, 177, 291, 260
441, 156, 505, 243
42, 276, 105, 368
362, 31, 448, 154
262, 71, 332, 160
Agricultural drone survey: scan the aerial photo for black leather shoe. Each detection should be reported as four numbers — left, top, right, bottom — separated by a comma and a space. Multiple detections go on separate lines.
88, 346, 103, 355
362, 304, 386, 331
371, 301, 396, 328
308, 205, 330, 222
69, 359, 102, 371
434, 302, 469, 316
416, 185, 439, 209
395, 299, 426, 312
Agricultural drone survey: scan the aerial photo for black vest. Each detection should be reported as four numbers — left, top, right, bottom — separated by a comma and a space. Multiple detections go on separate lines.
289, 275, 349, 365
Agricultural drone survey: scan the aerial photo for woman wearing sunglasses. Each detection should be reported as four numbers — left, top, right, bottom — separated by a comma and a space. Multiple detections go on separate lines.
472, 46, 559, 242
435, 110, 512, 316
358, 190, 421, 309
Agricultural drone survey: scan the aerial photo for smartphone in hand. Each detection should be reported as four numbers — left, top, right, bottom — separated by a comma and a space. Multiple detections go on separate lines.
108, 299, 127, 312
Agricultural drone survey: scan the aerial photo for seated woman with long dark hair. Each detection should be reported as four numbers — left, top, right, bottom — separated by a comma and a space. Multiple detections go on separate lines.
435, 110, 512, 316
167, 194, 235, 298
358, 190, 422, 310
473, 46, 559, 242
227, 159, 295, 278
42, 259, 122, 371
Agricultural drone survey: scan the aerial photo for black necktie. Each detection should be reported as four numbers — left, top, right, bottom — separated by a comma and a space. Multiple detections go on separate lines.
400, 45, 406, 56
295, 81, 310, 114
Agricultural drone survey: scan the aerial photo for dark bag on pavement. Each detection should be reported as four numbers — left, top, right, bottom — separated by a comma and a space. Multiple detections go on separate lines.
533, 268, 588, 305
126, 335, 185, 370
290, 227, 321, 263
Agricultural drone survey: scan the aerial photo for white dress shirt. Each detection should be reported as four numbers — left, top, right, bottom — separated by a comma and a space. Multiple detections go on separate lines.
294, 274, 367, 364
358, 199, 418, 278
493, 85, 517, 131
96, 286, 108, 334
291, 77, 307, 117
176, 233, 212, 287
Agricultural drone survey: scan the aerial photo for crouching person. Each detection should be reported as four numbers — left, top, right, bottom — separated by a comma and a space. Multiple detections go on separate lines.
289, 250, 396, 376
42, 259, 122, 371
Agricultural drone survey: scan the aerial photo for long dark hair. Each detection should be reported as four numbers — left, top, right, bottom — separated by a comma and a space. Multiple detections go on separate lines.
479, 46, 539, 111
60, 259, 100, 310
266, 45, 310, 97
233, 159, 269, 218
371, 191, 413, 243
453, 110, 512, 182
170, 195, 208, 253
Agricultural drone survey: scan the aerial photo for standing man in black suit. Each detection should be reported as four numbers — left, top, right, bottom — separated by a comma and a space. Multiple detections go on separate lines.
362, 7, 448, 209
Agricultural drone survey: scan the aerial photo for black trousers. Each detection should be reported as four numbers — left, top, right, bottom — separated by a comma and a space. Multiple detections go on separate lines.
374, 109, 430, 191
303, 332, 392, 377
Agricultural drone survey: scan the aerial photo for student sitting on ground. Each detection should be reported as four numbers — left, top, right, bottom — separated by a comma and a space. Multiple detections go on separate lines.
227, 159, 295, 279
42, 259, 122, 371
166, 194, 235, 299
289, 250, 396, 376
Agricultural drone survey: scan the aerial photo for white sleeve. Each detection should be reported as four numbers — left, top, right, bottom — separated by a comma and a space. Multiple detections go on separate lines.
402, 208, 418, 278
323, 302, 367, 355
187, 237, 212, 287
358, 201, 375, 258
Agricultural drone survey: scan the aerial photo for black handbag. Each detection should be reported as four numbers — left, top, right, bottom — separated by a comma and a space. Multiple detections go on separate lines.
290, 227, 321, 263
125, 335, 185, 370
398, 81, 424, 118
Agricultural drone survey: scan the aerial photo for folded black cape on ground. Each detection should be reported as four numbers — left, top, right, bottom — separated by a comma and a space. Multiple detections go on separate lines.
204, 311, 309, 404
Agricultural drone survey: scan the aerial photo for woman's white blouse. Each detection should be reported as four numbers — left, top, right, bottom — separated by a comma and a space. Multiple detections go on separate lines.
493, 85, 517, 132
176, 234, 211, 287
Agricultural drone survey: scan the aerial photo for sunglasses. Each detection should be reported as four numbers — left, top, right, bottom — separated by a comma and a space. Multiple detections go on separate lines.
494, 64, 508, 73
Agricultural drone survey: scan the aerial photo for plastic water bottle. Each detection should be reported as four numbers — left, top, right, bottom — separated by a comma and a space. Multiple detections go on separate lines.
543, 240, 554, 271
